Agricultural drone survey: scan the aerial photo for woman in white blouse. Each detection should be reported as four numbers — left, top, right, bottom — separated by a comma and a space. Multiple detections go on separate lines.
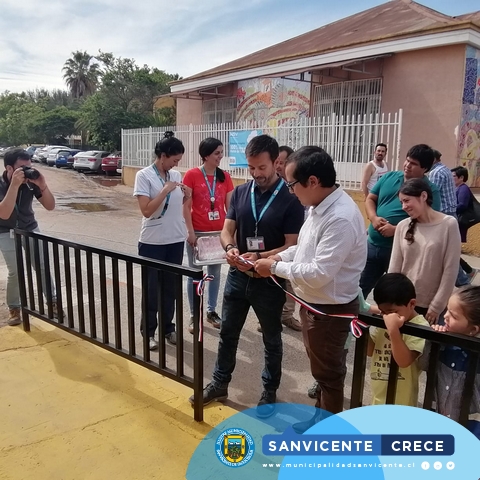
133, 131, 191, 350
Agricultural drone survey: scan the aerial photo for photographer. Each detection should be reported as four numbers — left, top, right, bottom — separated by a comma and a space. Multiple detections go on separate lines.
0, 148, 55, 326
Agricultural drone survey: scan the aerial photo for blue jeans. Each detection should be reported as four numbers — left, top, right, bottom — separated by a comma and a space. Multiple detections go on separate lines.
359, 241, 392, 298
185, 237, 221, 316
212, 267, 285, 392
138, 241, 184, 338
0, 230, 56, 309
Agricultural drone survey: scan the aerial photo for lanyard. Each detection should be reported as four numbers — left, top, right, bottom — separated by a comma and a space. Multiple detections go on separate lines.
250, 179, 284, 236
152, 164, 170, 219
201, 166, 217, 211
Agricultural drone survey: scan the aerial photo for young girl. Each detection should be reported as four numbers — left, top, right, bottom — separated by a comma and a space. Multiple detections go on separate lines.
389, 178, 461, 324
426, 286, 480, 439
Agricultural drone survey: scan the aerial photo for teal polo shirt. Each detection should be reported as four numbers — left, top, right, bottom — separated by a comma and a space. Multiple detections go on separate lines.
367, 171, 441, 248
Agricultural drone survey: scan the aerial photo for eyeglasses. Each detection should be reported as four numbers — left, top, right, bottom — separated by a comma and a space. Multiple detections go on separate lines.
285, 180, 300, 191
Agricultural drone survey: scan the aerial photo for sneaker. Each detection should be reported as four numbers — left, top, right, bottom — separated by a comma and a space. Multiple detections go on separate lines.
7, 308, 21, 326
166, 331, 177, 345
256, 390, 277, 419
281, 317, 302, 331
149, 337, 158, 350
51, 301, 66, 320
307, 381, 318, 399
467, 268, 479, 284
188, 382, 228, 406
292, 409, 325, 434
188, 317, 194, 335
206, 311, 221, 329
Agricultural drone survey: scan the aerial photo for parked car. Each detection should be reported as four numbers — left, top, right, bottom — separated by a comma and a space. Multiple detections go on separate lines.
47, 148, 75, 166
101, 152, 122, 176
73, 151, 110, 172
116, 157, 122, 175
0, 147, 14, 158
25, 146, 38, 158
55, 149, 82, 169
36, 145, 66, 163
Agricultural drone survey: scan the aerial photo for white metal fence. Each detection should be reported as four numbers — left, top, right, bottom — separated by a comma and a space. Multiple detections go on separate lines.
122, 110, 402, 189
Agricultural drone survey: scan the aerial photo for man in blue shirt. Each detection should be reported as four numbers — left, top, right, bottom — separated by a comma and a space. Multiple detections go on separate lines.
360, 144, 441, 298
428, 150, 457, 216
189, 135, 304, 418
429, 150, 471, 286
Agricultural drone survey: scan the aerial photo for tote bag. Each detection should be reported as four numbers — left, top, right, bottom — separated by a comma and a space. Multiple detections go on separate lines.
458, 192, 480, 230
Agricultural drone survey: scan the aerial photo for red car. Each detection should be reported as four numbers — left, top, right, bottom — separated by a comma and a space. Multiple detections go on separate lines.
101, 153, 122, 176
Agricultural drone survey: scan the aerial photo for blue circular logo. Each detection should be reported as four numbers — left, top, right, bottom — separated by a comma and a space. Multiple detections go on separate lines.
215, 427, 255, 468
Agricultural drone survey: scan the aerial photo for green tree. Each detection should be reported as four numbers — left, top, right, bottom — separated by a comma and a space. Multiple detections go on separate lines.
0, 102, 44, 145
77, 52, 180, 149
32, 107, 79, 144
62, 51, 100, 99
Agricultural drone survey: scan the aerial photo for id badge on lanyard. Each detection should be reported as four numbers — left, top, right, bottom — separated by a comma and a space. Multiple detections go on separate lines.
248, 179, 284, 251
153, 165, 170, 219
202, 167, 220, 221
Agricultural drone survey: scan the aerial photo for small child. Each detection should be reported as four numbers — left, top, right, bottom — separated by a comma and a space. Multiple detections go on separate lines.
421, 285, 480, 439
368, 273, 429, 406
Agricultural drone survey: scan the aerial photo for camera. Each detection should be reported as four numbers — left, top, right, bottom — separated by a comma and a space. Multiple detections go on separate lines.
21, 166, 40, 181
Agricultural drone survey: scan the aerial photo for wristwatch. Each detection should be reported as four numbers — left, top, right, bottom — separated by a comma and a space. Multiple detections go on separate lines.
225, 243, 237, 252
270, 261, 278, 274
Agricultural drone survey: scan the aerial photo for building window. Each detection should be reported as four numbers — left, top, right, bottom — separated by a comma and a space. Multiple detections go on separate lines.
312, 78, 382, 119
202, 97, 236, 124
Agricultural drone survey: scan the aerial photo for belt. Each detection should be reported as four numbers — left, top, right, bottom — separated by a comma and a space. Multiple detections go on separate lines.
242, 270, 263, 279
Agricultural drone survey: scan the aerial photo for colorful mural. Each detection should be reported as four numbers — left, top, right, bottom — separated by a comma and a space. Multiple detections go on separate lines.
236, 78, 310, 125
458, 46, 480, 187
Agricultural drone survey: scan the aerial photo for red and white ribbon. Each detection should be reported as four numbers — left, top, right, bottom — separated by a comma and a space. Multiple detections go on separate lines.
350, 318, 370, 339
192, 274, 214, 342
239, 256, 367, 337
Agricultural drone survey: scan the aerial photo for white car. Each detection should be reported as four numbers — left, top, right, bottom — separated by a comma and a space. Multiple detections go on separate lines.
36, 145, 67, 163
73, 151, 111, 172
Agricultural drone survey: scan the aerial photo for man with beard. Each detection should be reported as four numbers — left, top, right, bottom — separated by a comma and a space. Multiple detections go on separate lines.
361, 143, 388, 198
189, 134, 304, 418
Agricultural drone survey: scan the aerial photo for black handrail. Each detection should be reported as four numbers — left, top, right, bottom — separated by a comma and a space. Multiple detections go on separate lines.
351, 313, 480, 427
14, 229, 205, 421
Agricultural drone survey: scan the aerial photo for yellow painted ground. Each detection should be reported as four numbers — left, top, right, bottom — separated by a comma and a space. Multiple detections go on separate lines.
0, 320, 236, 480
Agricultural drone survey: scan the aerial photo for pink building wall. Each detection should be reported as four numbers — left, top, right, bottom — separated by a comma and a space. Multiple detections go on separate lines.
381, 45, 466, 168
176, 98, 202, 125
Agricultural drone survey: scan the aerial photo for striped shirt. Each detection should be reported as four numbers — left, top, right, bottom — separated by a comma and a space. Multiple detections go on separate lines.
428, 162, 457, 215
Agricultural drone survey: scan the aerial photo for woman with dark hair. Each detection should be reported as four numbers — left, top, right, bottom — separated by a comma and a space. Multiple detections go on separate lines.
183, 138, 234, 332
388, 178, 460, 324
133, 131, 191, 350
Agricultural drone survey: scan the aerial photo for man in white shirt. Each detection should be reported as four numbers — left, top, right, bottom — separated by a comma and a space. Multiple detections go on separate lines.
361, 143, 388, 198
255, 146, 367, 421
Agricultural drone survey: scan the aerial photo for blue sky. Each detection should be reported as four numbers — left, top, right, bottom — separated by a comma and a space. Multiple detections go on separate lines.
0, 0, 478, 93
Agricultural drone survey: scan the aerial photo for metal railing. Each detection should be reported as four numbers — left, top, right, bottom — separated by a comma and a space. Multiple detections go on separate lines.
14, 229, 206, 421
121, 110, 403, 190
351, 313, 480, 427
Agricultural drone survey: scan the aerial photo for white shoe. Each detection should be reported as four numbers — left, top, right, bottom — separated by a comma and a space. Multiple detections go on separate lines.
166, 332, 177, 345
149, 337, 158, 350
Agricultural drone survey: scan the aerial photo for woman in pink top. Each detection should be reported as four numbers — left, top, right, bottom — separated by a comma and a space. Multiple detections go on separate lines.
183, 138, 234, 333
388, 178, 460, 324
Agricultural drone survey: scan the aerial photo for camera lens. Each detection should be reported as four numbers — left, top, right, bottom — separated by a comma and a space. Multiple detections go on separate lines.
23, 166, 40, 180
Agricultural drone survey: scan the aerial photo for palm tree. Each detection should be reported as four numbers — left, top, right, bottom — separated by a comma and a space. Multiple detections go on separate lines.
62, 51, 100, 99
